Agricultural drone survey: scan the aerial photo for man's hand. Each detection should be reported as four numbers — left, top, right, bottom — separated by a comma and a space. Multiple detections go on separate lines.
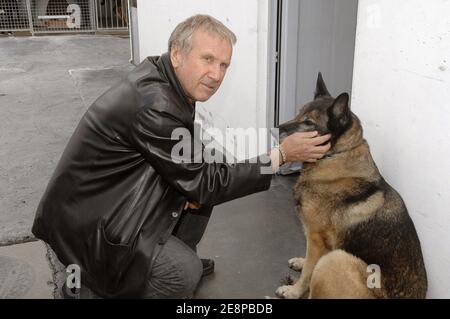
184, 201, 201, 210
281, 131, 331, 163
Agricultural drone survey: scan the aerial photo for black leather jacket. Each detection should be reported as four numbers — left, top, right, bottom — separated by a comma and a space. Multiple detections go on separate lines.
32, 53, 273, 298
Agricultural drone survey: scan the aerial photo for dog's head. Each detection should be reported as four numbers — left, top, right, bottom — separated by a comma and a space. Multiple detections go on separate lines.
278, 72, 363, 155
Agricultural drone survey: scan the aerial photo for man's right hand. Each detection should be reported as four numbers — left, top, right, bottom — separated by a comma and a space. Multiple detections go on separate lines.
184, 201, 201, 210
281, 131, 331, 163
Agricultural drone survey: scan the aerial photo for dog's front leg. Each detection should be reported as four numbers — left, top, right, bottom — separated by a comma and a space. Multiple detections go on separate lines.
276, 232, 328, 299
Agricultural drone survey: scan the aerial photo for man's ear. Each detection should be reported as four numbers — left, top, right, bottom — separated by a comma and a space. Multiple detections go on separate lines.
314, 72, 331, 99
328, 93, 351, 125
170, 47, 182, 69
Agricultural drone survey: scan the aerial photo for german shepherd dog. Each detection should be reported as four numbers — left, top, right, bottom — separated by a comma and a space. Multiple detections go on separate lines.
275, 73, 427, 299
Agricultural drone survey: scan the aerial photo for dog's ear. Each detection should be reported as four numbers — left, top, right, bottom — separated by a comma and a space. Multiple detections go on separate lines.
328, 93, 351, 128
314, 72, 331, 99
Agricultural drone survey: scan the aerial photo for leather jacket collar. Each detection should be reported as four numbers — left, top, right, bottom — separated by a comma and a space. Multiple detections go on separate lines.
158, 53, 196, 118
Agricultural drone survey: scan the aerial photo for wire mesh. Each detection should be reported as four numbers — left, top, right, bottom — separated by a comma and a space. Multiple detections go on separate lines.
0, 0, 129, 33
0, 0, 31, 31
96, 0, 128, 30
30, 0, 94, 33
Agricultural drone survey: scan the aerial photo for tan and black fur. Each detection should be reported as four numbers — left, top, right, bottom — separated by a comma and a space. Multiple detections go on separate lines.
275, 73, 427, 299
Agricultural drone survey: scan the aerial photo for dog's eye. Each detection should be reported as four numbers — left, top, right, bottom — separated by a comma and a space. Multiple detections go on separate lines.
302, 119, 316, 126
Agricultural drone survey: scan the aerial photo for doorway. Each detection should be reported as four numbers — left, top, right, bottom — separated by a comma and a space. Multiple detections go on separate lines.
270, 0, 359, 127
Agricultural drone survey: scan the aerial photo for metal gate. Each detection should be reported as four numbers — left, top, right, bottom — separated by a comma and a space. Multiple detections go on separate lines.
95, 0, 128, 31
0, 0, 32, 32
0, 0, 128, 34
31, 0, 95, 33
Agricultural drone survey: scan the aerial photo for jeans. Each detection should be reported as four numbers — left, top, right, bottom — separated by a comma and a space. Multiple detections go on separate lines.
144, 205, 213, 298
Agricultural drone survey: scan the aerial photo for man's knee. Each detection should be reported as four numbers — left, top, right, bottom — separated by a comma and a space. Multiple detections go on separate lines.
180, 255, 203, 296
146, 236, 202, 298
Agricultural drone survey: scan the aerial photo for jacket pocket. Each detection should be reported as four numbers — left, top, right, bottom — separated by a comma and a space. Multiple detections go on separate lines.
103, 168, 151, 246
90, 221, 136, 294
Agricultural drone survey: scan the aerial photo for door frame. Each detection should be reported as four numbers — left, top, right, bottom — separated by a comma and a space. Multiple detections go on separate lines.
266, 0, 300, 130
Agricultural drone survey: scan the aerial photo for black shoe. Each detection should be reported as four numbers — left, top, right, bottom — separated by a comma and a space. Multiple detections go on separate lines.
201, 259, 215, 277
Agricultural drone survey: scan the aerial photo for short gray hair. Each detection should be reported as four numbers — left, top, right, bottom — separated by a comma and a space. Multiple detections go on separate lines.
168, 14, 237, 54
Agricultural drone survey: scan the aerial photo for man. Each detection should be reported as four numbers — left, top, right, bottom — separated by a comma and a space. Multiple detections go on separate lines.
32, 14, 331, 298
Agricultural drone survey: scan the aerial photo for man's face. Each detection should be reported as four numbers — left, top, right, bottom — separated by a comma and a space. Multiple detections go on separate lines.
170, 29, 233, 103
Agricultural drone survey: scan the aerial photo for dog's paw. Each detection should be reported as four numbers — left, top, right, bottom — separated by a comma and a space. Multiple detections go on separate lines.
264, 295, 280, 299
288, 257, 305, 271
275, 285, 302, 299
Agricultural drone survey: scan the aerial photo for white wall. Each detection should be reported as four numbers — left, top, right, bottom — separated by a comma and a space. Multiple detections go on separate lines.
352, 0, 450, 298
136, 0, 270, 159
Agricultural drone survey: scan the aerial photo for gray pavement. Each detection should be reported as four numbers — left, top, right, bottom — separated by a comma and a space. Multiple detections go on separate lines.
0, 241, 53, 298
0, 35, 133, 245
0, 35, 306, 299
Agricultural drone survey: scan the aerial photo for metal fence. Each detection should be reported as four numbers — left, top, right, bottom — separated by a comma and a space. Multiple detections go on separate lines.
0, 0, 32, 32
96, 0, 128, 30
0, 0, 128, 34
31, 0, 95, 33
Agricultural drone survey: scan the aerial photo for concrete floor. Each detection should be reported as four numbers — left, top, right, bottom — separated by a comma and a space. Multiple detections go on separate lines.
0, 241, 53, 299
0, 35, 306, 299
0, 34, 133, 246
196, 174, 305, 298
